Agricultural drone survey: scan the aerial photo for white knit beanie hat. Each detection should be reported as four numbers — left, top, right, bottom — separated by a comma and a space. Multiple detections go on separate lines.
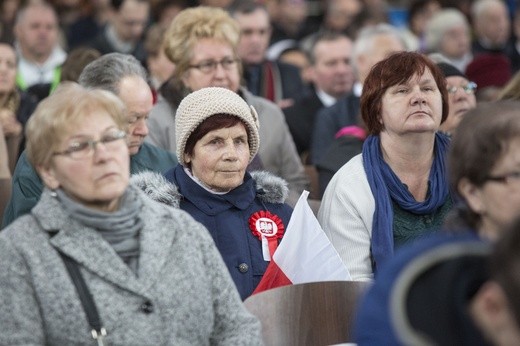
176, 87, 260, 166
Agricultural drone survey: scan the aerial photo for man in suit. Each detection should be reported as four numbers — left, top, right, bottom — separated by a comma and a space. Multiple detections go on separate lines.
310, 24, 406, 165
283, 31, 354, 160
229, 0, 305, 109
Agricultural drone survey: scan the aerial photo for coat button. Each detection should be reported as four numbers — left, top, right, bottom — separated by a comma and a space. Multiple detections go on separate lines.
140, 300, 154, 314
238, 263, 249, 273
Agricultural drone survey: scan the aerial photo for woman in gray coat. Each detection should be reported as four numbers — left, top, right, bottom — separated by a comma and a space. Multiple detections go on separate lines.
0, 83, 262, 345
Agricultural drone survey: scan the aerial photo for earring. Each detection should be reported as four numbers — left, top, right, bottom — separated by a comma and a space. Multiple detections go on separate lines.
49, 190, 58, 198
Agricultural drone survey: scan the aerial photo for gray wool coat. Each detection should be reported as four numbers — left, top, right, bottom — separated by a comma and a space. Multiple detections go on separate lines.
0, 186, 263, 346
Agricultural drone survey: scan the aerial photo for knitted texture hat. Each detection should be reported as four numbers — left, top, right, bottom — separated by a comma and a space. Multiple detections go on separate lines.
436, 62, 467, 79
175, 87, 260, 166
465, 53, 512, 88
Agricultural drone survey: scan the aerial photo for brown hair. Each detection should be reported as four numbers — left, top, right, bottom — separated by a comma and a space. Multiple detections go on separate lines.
361, 51, 449, 135
448, 101, 520, 229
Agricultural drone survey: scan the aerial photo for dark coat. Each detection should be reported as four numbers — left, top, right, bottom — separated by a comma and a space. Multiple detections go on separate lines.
310, 92, 360, 164
354, 233, 491, 345
86, 28, 147, 66
131, 167, 293, 300
243, 60, 305, 104
283, 89, 325, 157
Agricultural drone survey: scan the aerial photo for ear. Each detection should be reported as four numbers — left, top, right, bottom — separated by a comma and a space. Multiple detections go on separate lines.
37, 164, 60, 190
181, 71, 191, 90
470, 281, 512, 341
183, 153, 192, 165
458, 177, 485, 214
307, 65, 317, 84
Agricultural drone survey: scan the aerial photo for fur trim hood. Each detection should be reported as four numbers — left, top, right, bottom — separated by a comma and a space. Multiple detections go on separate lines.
130, 170, 289, 207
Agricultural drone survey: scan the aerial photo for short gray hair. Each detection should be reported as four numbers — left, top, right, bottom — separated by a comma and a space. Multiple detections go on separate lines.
424, 9, 469, 54
78, 53, 149, 95
352, 23, 406, 72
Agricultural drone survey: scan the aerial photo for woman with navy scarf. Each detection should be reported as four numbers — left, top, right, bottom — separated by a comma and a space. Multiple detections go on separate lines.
318, 51, 452, 281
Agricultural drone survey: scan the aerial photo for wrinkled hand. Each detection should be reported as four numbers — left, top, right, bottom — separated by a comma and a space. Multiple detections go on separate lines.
0, 109, 22, 138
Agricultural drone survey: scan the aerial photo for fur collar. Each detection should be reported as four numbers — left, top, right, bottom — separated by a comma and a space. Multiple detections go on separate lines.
130, 170, 288, 207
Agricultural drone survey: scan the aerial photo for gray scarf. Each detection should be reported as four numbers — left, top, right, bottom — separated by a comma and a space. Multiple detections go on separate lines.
56, 187, 144, 275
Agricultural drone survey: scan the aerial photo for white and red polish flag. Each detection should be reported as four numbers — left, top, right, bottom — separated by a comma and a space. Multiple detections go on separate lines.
252, 191, 351, 294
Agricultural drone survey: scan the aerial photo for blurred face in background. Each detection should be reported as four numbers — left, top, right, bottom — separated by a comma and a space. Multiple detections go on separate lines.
234, 8, 271, 65
440, 24, 471, 59
439, 75, 476, 134
310, 37, 355, 98
113, 0, 150, 44
15, 4, 59, 63
117, 76, 152, 155
182, 38, 241, 93
474, 1, 510, 47
0, 44, 17, 95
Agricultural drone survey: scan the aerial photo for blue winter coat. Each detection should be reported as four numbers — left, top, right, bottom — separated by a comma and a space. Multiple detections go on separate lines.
132, 165, 293, 300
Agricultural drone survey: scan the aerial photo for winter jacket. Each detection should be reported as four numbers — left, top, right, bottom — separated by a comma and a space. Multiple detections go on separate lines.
131, 166, 293, 300
0, 186, 262, 345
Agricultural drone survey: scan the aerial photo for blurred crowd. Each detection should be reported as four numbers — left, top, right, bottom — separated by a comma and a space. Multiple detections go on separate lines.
3, 0, 520, 344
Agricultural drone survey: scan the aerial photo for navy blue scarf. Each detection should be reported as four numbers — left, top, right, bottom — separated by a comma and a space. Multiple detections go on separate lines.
362, 132, 451, 271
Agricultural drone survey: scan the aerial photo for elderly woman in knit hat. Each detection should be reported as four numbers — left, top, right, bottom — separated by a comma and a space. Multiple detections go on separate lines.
133, 87, 293, 300
146, 6, 307, 206
434, 60, 477, 135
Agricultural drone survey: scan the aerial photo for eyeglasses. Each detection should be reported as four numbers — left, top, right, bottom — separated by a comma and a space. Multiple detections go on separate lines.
188, 58, 239, 74
447, 81, 477, 95
53, 129, 127, 160
484, 171, 520, 185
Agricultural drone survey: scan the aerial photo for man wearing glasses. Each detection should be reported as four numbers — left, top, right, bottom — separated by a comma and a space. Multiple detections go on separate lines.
1, 53, 177, 228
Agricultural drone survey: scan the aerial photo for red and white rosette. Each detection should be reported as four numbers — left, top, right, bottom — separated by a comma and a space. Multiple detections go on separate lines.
249, 210, 285, 261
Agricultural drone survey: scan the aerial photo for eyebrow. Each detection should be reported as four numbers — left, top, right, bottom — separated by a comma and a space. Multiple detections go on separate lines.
66, 126, 118, 139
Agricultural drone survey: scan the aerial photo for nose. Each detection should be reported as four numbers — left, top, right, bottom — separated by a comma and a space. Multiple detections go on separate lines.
92, 141, 111, 162
133, 118, 149, 137
213, 62, 227, 78
411, 88, 427, 105
222, 142, 239, 161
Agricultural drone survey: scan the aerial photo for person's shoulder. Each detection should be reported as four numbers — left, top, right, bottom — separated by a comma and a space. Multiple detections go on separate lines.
12, 151, 39, 179
334, 154, 365, 178
131, 143, 177, 173
0, 211, 44, 245
354, 232, 488, 344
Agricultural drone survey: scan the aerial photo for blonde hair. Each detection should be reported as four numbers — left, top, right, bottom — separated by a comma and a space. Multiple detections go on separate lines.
163, 6, 240, 78
26, 82, 127, 169
497, 70, 520, 101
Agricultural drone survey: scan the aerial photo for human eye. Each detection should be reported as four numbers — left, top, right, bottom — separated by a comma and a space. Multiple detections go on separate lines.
234, 136, 247, 145
208, 137, 223, 145
221, 58, 236, 69
66, 140, 90, 154
508, 171, 520, 181
127, 115, 138, 124
101, 130, 125, 144
198, 61, 216, 72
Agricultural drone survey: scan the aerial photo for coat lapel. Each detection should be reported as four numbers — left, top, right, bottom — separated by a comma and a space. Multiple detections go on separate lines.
32, 188, 176, 297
